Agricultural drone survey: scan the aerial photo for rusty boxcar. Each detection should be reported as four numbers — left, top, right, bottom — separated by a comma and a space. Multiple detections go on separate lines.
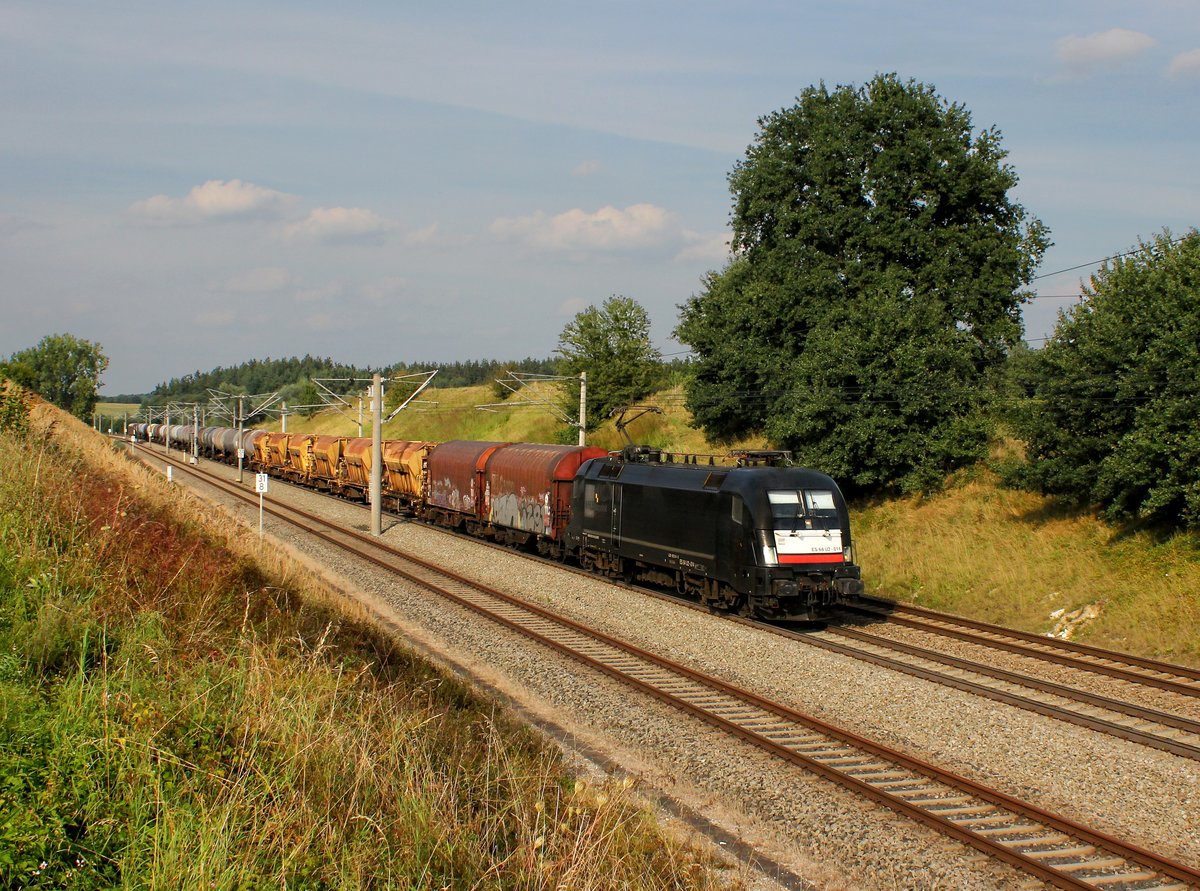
263, 432, 290, 474
481, 443, 607, 552
284, 433, 316, 482
423, 440, 509, 531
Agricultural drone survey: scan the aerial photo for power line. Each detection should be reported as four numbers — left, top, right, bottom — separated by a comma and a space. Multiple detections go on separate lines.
1032, 233, 1193, 281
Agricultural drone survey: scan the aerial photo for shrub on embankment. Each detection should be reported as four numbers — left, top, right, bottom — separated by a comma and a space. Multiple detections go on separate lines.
0, 386, 734, 890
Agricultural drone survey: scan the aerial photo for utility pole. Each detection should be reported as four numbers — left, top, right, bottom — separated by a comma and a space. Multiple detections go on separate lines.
370, 373, 383, 536
192, 404, 199, 464
358, 395, 364, 437
578, 371, 587, 447
281, 401, 288, 433
164, 409, 170, 454
237, 395, 245, 484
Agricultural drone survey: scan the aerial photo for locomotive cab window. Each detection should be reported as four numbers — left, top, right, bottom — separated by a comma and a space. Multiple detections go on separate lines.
768, 491, 803, 529
768, 490, 837, 528
803, 490, 837, 516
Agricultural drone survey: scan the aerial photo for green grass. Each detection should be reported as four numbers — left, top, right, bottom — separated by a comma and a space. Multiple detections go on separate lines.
0, 392, 737, 890
94, 402, 139, 421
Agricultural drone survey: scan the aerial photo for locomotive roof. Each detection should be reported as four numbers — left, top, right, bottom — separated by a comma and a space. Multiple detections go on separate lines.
581, 452, 843, 496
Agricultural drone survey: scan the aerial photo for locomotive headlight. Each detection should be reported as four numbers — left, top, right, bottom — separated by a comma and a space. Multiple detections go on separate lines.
843, 544, 855, 563
756, 529, 778, 566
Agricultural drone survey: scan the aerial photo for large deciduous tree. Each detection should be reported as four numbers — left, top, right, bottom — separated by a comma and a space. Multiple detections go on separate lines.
1011, 230, 1200, 528
1, 333, 109, 420
557, 296, 662, 432
676, 74, 1048, 494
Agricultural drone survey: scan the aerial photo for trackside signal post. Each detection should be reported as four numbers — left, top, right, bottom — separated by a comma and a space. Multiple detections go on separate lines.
255, 472, 268, 538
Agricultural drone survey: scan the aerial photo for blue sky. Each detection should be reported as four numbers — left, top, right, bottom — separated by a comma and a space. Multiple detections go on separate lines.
2, 1, 1197, 394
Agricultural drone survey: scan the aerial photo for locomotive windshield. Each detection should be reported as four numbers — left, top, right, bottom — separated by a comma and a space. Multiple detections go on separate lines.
768, 490, 838, 528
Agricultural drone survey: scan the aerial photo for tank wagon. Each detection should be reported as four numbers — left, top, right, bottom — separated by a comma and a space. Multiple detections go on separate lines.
132, 425, 863, 619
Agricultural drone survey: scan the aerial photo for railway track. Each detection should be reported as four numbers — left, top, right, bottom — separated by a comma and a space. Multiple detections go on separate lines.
821, 625, 1200, 757
137, 444, 1200, 890
848, 599, 1200, 699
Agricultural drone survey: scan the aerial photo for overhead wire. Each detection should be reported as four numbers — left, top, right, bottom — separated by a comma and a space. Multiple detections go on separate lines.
1030, 232, 1194, 282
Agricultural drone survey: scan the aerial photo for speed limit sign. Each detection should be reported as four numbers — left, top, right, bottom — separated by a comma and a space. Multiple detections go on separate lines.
255, 473, 269, 494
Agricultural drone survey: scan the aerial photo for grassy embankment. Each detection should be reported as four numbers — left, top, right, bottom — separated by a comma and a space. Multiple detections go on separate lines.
276, 384, 764, 456
92, 403, 139, 429
0, 390, 736, 889
853, 458, 1200, 666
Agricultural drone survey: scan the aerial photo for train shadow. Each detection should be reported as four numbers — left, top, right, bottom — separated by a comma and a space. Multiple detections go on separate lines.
774, 598, 897, 633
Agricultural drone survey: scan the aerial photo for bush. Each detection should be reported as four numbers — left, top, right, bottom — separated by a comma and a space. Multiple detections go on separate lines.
1011, 229, 1200, 528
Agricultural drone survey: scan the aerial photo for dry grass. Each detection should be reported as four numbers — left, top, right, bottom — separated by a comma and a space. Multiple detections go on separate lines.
854, 464, 1200, 665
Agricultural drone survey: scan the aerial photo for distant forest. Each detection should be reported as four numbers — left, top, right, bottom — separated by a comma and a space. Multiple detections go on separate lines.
128, 355, 561, 411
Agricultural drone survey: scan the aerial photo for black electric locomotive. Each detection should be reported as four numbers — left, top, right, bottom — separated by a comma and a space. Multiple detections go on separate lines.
566, 446, 863, 620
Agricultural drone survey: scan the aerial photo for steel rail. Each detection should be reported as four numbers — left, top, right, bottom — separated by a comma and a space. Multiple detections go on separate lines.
138, 444, 1200, 891
847, 601, 1200, 698
800, 625, 1200, 761
860, 598, 1200, 684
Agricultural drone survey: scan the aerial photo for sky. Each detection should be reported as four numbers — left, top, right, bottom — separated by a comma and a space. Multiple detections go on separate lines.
2, 1, 1197, 395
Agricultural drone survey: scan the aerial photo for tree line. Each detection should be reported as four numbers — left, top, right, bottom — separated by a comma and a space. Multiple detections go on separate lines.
4, 74, 1196, 530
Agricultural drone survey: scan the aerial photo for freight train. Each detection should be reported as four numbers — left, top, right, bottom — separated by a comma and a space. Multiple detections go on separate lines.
130, 423, 864, 620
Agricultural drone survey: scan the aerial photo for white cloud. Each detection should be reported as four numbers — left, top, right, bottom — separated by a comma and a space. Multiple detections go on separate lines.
1055, 29, 1156, 75
1169, 48, 1200, 78
490, 203, 676, 253
404, 222, 469, 248
572, 160, 602, 177
282, 207, 397, 244
558, 297, 589, 317
130, 179, 296, 225
674, 231, 732, 263
0, 214, 51, 237
225, 266, 291, 293
362, 276, 408, 306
